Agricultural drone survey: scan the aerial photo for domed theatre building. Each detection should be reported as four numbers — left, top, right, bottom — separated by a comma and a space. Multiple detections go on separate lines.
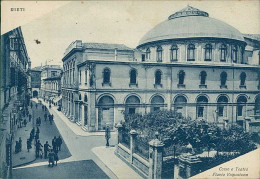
61, 6, 260, 132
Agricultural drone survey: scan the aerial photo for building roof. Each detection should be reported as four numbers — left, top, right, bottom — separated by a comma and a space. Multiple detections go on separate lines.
138, 6, 245, 47
31, 66, 42, 71
243, 34, 260, 41
83, 43, 133, 51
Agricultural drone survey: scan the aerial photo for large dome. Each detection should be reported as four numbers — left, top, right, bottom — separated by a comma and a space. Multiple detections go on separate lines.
138, 6, 245, 47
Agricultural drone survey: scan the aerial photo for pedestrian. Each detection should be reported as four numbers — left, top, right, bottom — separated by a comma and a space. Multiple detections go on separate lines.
35, 132, 39, 144
42, 105, 44, 111
54, 151, 59, 166
29, 132, 34, 141
56, 136, 62, 151
29, 114, 32, 122
27, 139, 32, 152
35, 104, 38, 109
52, 136, 57, 152
18, 137, 22, 152
44, 141, 50, 159
15, 141, 20, 153
23, 119, 27, 127
39, 117, 41, 126
35, 140, 43, 158
31, 127, 35, 136
105, 125, 111, 147
44, 113, 47, 121
48, 149, 55, 167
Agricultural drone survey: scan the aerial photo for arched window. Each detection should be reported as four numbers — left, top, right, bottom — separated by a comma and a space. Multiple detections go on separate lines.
157, 46, 163, 62
240, 72, 246, 86
130, 69, 137, 84
220, 71, 227, 87
79, 94, 82, 101
151, 95, 164, 112
196, 96, 208, 118
155, 70, 162, 85
187, 44, 195, 61
217, 96, 228, 117
232, 46, 238, 62
204, 44, 212, 61
84, 94, 87, 102
178, 70, 185, 85
220, 44, 227, 62
85, 69, 88, 83
146, 48, 150, 60
174, 95, 187, 117
200, 71, 207, 85
98, 96, 114, 130
237, 96, 247, 117
103, 68, 111, 85
125, 95, 140, 114
170, 45, 178, 61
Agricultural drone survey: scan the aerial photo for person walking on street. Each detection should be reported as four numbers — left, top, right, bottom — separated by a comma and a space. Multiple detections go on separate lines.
56, 136, 62, 151
23, 119, 27, 127
52, 136, 57, 153
35, 104, 38, 109
29, 114, 32, 122
27, 139, 32, 152
35, 140, 43, 158
44, 141, 51, 159
19, 137, 22, 152
54, 151, 59, 166
42, 105, 44, 111
48, 149, 55, 167
44, 113, 47, 121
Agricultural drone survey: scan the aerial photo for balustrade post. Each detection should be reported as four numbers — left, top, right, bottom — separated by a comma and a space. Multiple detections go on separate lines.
130, 129, 138, 164
148, 132, 164, 179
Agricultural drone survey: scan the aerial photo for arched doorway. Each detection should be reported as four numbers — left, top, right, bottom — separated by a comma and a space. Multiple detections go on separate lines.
174, 95, 187, 117
237, 96, 247, 118
150, 95, 164, 112
98, 96, 114, 130
125, 95, 140, 114
196, 95, 208, 119
33, 90, 38, 98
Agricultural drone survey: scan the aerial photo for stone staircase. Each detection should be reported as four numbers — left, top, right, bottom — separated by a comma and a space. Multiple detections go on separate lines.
81, 126, 88, 131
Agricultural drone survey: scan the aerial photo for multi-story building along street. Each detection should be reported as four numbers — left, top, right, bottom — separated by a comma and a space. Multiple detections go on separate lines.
0, 26, 31, 178
30, 67, 42, 98
40, 65, 62, 104
61, 6, 260, 132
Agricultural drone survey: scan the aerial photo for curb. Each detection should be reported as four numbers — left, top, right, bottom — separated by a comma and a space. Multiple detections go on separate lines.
12, 156, 37, 168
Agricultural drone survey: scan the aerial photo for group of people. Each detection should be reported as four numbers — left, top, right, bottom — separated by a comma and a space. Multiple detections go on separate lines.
36, 117, 42, 126
42, 136, 62, 167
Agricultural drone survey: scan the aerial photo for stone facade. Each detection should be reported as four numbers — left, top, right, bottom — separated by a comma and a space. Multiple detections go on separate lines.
61, 6, 260, 132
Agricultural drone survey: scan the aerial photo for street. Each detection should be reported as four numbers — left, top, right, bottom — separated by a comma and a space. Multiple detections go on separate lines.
12, 99, 117, 179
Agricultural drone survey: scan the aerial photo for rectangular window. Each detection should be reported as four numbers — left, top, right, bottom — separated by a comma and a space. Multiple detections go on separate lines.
85, 70, 87, 84
218, 106, 224, 117
79, 70, 82, 84
142, 54, 145, 62
238, 105, 243, 116
129, 108, 136, 114
198, 107, 204, 117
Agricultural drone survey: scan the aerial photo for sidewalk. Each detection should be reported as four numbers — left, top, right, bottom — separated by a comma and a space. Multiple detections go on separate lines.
12, 103, 36, 168
92, 146, 143, 179
37, 98, 116, 137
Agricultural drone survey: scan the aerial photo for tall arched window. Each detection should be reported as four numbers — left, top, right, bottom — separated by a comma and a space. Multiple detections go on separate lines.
155, 70, 162, 85
125, 95, 140, 114
240, 72, 246, 86
204, 44, 212, 61
174, 95, 187, 117
130, 69, 137, 84
170, 44, 178, 61
79, 94, 82, 101
220, 71, 227, 88
196, 96, 208, 118
217, 95, 228, 118
84, 94, 88, 102
220, 44, 227, 62
187, 44, 195, 61
178, 70, 185, 85
150, 95, 165, 112
146, 48, 150, 60
237, 96, 247, 117
200, 71, 207, 85
157, 46, 163, 62
103, 68, 111, 85
232, 46, 238, 62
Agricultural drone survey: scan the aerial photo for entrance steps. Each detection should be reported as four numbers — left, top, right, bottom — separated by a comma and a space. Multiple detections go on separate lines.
76, 121, 81, 126
81, 126, 88, 132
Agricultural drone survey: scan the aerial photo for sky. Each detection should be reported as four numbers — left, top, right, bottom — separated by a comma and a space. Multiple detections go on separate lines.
20, 1, 260, 68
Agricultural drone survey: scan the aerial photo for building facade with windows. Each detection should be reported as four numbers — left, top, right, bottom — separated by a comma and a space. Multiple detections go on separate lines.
40, 65, 62, 103
31, 67, 42, 98
61, 6, 260, 132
